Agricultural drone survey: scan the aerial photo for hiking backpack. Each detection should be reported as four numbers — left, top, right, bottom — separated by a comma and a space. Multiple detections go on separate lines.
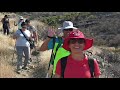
60, 56, 95, 78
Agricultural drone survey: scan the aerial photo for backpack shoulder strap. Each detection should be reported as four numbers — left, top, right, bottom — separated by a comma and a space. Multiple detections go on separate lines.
61, 56, 68, 78
88, 58, 95, 78
19, 29, 29, 41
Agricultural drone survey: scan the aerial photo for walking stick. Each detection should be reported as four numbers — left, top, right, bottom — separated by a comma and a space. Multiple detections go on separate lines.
45, 36, 62, 78
46, 49, 54, 78
46, 37, 55, 78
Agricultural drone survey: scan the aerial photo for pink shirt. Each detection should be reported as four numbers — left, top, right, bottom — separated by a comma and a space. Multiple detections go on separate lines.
56, 55, 101, 78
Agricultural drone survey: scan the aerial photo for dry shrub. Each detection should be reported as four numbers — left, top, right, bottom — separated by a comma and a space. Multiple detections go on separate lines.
0, 59, 16, 78
0, 34, 15, 56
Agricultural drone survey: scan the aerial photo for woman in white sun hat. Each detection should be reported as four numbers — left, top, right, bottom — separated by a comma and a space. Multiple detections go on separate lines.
39, 21, 78, 77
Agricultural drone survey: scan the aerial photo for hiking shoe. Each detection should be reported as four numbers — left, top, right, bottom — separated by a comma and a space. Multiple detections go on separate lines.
22, 67, 29, 70
30, 58, 32, 62
16, 69, 22, 74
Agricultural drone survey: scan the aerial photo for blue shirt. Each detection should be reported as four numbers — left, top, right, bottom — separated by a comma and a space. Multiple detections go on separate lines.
48, 38, 64, 49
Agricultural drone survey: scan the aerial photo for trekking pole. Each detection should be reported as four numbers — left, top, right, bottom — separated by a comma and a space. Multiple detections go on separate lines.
46, 49, 54, 78
46, 37, 56, 78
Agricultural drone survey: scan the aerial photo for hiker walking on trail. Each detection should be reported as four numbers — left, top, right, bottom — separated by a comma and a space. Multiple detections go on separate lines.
13, 22, 32, 74
1, 15, 10, 35
39, 21, 77, 77
25, 19, 38, 62
14, 16, 25, 30
55, 30, 101, 78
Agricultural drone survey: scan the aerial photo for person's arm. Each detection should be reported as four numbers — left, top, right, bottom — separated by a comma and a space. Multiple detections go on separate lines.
54, 60, 61, 78
94, 59, 101, 78
33, 31, 38, 43
8, 19, 10, 28
31, 26, 38, 43
14, 21, 17, 26
1, 18, 3, 22
1, 18, 4, 24
39, 37, 51, 51
39, 28, 56, 51
13, 34, 17, 39
13, 31, 19, 39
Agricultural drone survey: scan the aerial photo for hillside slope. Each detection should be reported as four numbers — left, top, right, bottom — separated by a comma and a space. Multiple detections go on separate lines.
0, 12, 120, 78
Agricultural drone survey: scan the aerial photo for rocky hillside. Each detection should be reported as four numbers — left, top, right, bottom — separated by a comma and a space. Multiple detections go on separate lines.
0, 12, 120, 78
15, 12, 120, 48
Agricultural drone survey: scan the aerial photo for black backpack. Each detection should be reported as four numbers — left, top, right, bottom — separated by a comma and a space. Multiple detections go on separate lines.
61, 56, 95, 78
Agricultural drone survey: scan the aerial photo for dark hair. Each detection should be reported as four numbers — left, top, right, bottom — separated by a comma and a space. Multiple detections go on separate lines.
4, 15, 8, 18
21, 22, 27, 27
25, 19, 30, 23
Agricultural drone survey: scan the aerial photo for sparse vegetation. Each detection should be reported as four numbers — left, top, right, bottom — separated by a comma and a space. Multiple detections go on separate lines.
0, 12, 120, 78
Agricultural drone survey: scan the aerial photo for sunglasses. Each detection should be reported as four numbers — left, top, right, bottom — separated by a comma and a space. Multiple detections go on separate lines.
22, 27, 27, 28
64, 28, 73, 31
68, 38, 85, 44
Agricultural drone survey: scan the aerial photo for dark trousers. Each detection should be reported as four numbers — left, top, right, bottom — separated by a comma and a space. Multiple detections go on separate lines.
3, 27, 9, 35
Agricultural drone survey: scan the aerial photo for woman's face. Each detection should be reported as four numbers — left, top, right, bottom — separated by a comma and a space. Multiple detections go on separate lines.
68, 38, 85, 54
22, 25, 27, 31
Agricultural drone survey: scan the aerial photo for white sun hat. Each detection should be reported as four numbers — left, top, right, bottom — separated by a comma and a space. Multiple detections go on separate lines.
58, 21, 77, 30
19, 16, 24, 20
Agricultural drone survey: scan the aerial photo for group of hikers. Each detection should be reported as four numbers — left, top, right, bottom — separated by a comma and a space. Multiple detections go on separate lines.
13, 16, 38, 73
1, 15, 101, 78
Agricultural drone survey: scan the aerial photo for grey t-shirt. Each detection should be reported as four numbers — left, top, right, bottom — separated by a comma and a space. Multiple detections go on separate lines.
27, 25, 37, 40
27, 25, 36, 33
14, 29, 31, 47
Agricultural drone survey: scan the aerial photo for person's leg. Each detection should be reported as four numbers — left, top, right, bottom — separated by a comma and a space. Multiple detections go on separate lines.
30, 48, 33, 62
29, 41, 35, 62
3, 27, 6, 35
22, 46, 31, 69
16, 46, 24, 71
6, 27, 10, 35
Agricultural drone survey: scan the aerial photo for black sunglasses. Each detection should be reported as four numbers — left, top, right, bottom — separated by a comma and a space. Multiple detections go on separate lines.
69, 38, 85, 44
64, 28, 73, 31
22, 26, 27, 28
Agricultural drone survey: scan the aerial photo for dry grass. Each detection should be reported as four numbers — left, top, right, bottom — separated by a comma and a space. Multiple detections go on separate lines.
2, 13, 118, 78
0, 15, 51, 78
0, 33, 51, 78
0, 59, 16, 78
0, 34, 15, 55
0, 33, 16, 78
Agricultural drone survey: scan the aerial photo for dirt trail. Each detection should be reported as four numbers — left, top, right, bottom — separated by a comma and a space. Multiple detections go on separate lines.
12, 46, 104, 78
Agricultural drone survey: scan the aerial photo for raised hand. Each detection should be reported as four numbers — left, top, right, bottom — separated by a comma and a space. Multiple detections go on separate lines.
47, 26, 56, 37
